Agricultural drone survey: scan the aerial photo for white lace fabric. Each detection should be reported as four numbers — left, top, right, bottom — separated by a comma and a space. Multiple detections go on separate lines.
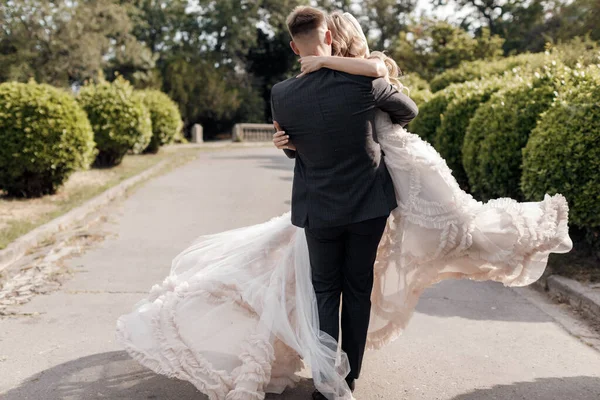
116, 111, 572, 400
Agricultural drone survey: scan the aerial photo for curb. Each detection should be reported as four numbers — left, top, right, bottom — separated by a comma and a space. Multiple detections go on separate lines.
541, 275, 600, 322
0, 160, 169, 274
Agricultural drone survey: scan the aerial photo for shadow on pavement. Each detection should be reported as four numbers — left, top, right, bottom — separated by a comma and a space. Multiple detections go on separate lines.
451, 376, 600, 400
5, 351, 600, 399
1, 351, 202, 400
2, 351, 314, 400
214, 154, 294, 173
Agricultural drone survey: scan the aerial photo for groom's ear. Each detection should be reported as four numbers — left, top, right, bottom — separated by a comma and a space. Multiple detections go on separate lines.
290, 41, 301, 56
325, 30, 332, 46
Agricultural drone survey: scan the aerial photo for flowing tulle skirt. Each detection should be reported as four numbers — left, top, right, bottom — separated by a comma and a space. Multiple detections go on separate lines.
117, 121, 572, 400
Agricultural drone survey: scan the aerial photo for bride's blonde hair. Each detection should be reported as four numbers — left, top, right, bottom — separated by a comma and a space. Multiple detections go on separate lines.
327, 11, 404, 91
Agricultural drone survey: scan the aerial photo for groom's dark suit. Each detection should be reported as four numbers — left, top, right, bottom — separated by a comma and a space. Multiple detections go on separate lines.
271, 69, 417, 381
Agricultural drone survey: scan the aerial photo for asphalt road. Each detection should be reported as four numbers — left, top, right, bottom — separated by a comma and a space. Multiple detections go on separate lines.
1, 147, 599, 400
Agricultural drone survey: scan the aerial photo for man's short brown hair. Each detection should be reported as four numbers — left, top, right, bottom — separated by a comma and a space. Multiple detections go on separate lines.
286, 6, 326, 38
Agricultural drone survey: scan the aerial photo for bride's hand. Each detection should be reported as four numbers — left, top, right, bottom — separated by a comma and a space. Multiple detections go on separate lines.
297, 56, 325, 78
273, 121, 296, 151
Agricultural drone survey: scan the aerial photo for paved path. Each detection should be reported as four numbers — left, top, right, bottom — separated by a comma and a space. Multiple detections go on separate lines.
1, 147, 599, 400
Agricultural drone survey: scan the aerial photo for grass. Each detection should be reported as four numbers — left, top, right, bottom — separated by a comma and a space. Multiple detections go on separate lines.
0, 146, 202, 250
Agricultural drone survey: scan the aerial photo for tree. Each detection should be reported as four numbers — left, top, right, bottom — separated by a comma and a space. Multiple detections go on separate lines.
361, 0, 417, 49
194, 0, 262, 66
498, 0, 547, 53
0, 0, 154, 86
436, 0, 600, 55
316, 0, 353, 12
434, 0, 529, 36
161, 56, 244, 136
69, 0, 156, 85
552, 0, 600, 43
390, 19, 504, 79
245, 0, 309, 121
121, 0, 198, 54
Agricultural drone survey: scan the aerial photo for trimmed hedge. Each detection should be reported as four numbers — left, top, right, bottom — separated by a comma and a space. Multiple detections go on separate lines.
408, 88, 433, 108
0, 81, 96, 197
400, 73, 432, 107
462, 63, 571, 201
78, 77, 152, 167
407, 90, 450, 143
430, 52, 551, 92
140, 90, 182, 154
400, 73, 430, 92
433, 76, 509, 190
522, 65, 600, 245
548, 37, 600, 69
408, 79, 487, 144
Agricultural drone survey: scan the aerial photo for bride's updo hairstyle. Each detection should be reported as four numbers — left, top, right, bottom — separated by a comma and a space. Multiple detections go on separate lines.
327, 11, 404, 91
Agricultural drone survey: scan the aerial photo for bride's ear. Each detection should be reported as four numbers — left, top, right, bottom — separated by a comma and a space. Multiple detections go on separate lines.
290, 41, 301, 56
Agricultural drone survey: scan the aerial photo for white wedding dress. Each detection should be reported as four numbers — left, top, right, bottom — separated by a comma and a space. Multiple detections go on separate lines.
116, 111, 572, 400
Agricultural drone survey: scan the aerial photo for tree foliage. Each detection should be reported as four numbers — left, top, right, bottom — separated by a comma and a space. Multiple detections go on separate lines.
390, 19, 504, 79
439, 0, 600, 55
0, 0, 154, 86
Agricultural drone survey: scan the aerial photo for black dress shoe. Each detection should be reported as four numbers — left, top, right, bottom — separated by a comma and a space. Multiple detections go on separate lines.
346, 378, 356, 392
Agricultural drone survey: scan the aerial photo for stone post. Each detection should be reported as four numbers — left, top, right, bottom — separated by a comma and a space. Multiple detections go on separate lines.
232, 124, 243, 142
191, 124, 203, 143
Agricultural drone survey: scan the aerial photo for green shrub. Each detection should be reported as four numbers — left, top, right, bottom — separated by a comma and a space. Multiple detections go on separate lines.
78, 77, 152, 167
407, 88, 432, 108
172, 130, 188, 144
408, 79, 488, 144
407, 90, 451, 143
140, 90, 182, 153
430, 52, 551, 92
0, 81, 96, 197
522, 65, 600, 246
548, 37, 600, 68
400, 74, 433, 107
433, 76, 509, 190
400, 73, 430, 92
462, 62, 573, 201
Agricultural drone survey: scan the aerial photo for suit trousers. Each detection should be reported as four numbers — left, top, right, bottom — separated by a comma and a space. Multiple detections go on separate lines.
305, 215, 388, 380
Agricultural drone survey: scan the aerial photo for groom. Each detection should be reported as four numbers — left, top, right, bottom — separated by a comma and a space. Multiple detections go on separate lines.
270, 6, 417, 398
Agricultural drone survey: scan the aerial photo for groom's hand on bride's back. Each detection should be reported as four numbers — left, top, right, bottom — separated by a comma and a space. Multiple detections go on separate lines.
273, 121, 296, 152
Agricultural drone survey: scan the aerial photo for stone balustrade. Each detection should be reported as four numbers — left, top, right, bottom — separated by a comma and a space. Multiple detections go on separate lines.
232, 123, 274, 142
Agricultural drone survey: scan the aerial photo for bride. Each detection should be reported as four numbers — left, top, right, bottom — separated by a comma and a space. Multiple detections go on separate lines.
116, 10, 573, 400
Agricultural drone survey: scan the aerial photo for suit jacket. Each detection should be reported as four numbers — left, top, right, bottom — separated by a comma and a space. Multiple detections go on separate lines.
270, 68, 418, 229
